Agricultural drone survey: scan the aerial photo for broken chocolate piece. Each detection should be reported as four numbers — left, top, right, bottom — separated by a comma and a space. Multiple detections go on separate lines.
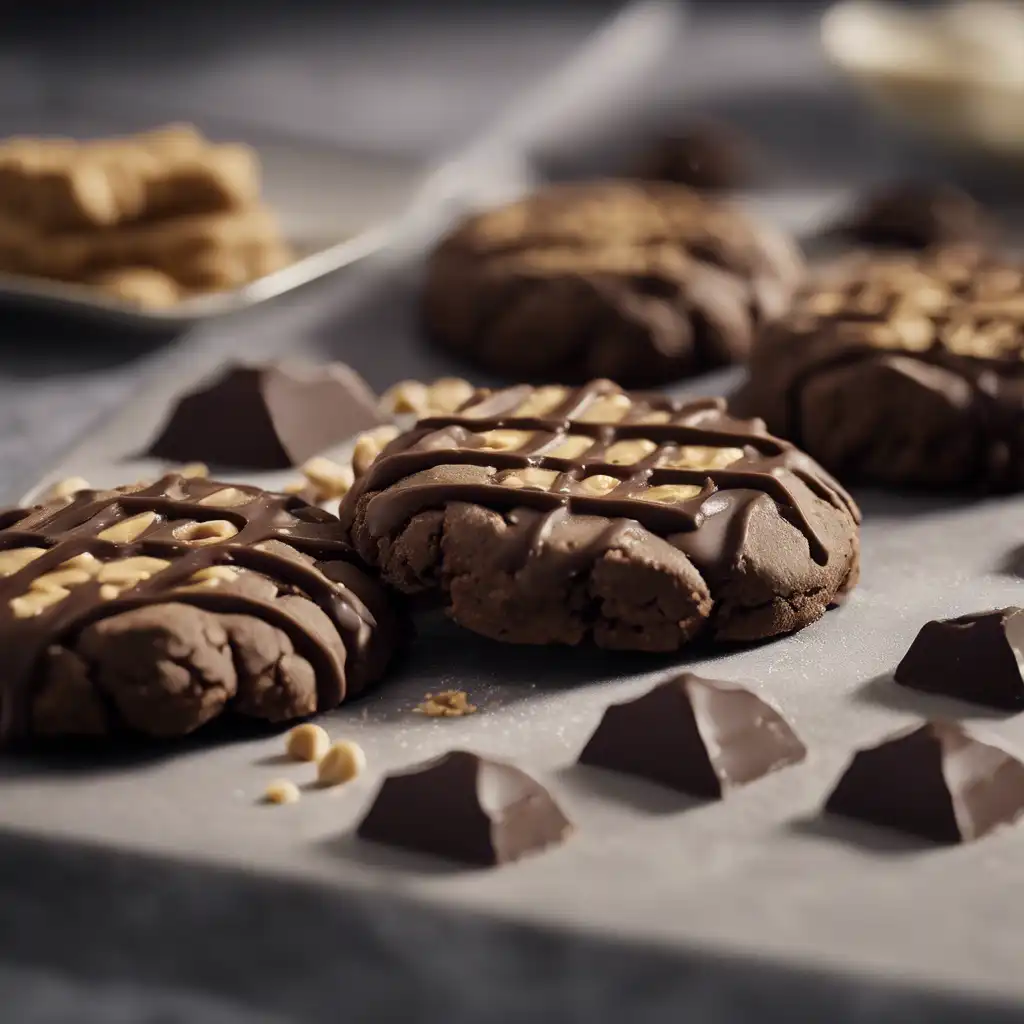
894, 608, 1024, 710
825, 720, 1024, 844
147, 361, 384, 470
356, 750, 572, 866
578, 673, 806, 797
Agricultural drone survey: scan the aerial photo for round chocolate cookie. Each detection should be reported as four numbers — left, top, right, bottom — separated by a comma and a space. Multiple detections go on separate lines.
422, 182, 803, 387
736, 247, 1024, 490
339, 380, 859, 652
838, 181, 994, 250
0, 474, 402, 744
634, 121, 754, 192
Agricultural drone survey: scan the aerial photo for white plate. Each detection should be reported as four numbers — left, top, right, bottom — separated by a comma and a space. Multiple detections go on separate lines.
0, 105, 425, 327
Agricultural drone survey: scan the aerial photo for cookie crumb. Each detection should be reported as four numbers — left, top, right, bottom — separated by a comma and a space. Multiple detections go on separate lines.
285, 723, 330, 763
414, 690, 477, 718
318, 740, 366, 787
264, 779, 301, 805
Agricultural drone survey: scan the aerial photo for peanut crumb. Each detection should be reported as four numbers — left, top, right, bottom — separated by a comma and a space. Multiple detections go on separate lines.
317, 740, 366, 787
285, 723, 330, 763
413, 690, 477, 718
177, 462, 209, 479
264, 779, 301, 805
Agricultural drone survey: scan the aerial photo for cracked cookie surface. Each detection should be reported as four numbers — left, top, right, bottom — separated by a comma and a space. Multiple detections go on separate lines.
0, 474, 402, 745
338, 380, 859, 652
421, 181, 803, 387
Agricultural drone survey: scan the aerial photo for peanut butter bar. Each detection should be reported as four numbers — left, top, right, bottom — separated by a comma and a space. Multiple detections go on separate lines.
0, 124, 260, 231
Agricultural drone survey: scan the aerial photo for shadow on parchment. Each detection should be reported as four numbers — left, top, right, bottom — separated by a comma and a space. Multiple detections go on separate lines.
786, 813, 941, 857
554, 762, 703, 817
852, 672, 1014, 722
312, 828, 473, 878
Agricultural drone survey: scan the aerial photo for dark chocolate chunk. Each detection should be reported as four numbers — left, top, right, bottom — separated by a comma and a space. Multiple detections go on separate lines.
422, 181, 802, 387
894, 608, 1024, 710
579, 673, 806, 797
147, 360, 384, 470
735, 247, 1024, 491
635, 121, 754, 192
0, 474, 402, 745
339, 379, 860, 651
839, 181, 994, 250
825, 720, 1024, 844
356, 750, 572, 866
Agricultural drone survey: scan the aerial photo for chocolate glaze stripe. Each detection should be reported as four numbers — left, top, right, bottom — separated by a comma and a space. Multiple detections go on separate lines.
0, 474, 373, 741
362, 468, 834, 565
360, 441, 843, 564
416, 414, 790, 451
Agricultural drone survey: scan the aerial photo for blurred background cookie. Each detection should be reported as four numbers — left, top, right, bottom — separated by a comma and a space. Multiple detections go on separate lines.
422, 181, 803, 386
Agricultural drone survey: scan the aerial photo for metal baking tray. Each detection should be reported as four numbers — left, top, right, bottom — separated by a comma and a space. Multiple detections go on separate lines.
0, 105, 423, 328
4, 188, 1024, 1017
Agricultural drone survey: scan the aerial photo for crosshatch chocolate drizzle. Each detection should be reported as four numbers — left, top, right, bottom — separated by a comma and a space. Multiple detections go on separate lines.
350, 380, 859, 574
0, 474, 381, 742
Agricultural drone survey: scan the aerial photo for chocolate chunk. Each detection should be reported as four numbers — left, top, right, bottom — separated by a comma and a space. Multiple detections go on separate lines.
0, 474, 402, 745
735, 247, 1024, 491
839, 181, 994, 250
422, 181, 802, 387
356, 750, 572, 866
147, 361, 384, 470
339, 379, 860, 651
634, 121, 754, 192
579, 673, 806, 797
894, 608, 1024, 710
825, 721, 1024, 844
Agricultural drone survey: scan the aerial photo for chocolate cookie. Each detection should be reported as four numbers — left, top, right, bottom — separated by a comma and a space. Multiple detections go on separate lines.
339, 380, 859, 651
736, 246, 1024, 490
0, 474, 401, 744
838, 181, 994, 250
634, 121, 754, 192
422, 182, 803, 387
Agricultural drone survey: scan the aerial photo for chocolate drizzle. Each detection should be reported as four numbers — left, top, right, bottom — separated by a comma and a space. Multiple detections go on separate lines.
0, 474, 386, 742
350, 380, 858, 573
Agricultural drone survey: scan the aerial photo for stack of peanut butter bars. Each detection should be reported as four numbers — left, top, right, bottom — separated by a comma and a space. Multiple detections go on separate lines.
0, 124, 293, 308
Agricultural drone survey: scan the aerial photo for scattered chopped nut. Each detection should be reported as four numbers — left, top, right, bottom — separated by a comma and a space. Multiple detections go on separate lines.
177, 462, 209, 479
189, 565, 239, 586
352, 425, 400, 477
42, 476, 91, 502
425, 377, 475, 414
413, 690, 478, 718
197, 487, 251, 508
264, 779, 301, 805
379, 379, 429, 416
285, 723, 331, 763
317, 740, 366, 786
299, 456, 355, 501
10, 587, 68, 618
173, 519, 238, 545
379, 377, 475, 418
0, 547, 47, 577
97, 511, 159, 543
